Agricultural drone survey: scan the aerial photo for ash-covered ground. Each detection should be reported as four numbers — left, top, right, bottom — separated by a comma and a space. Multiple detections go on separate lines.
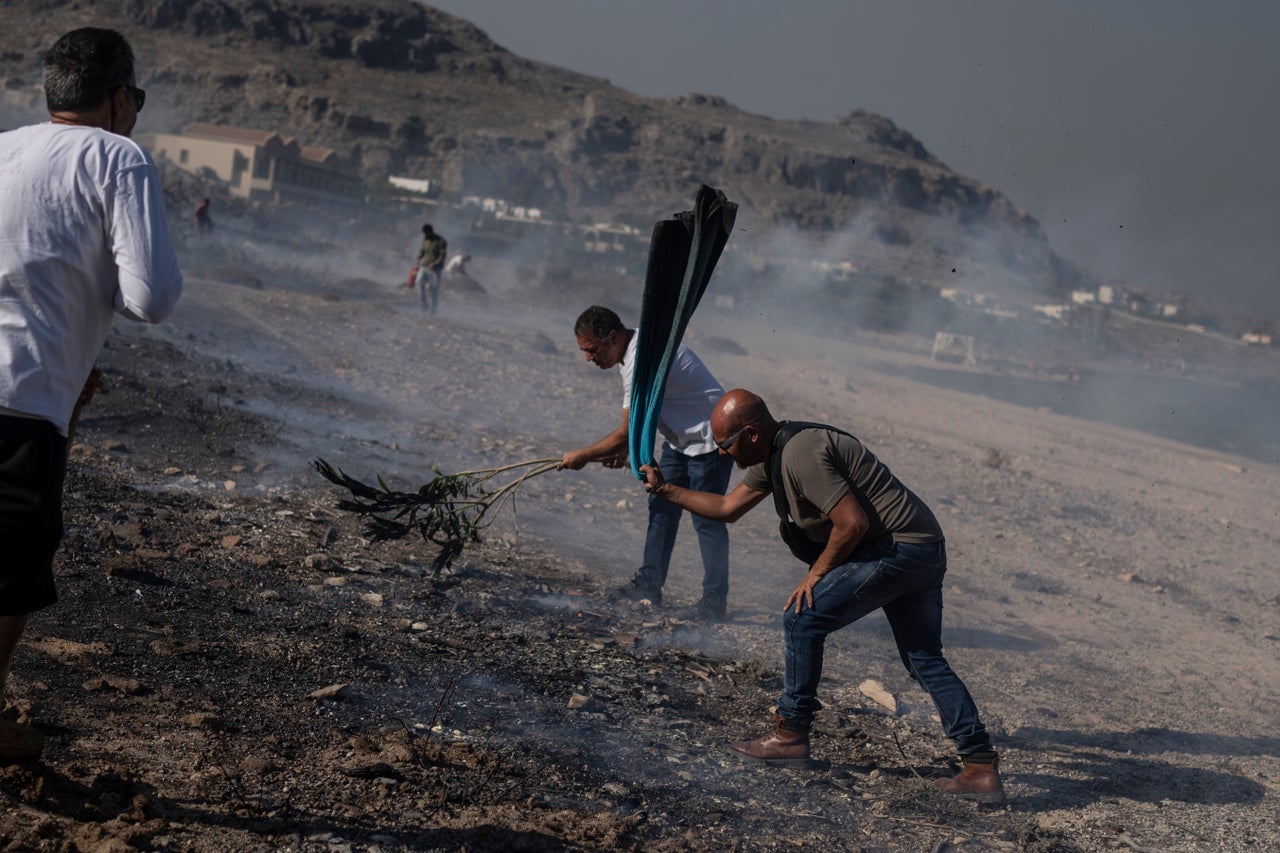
2, 209, 1278, 852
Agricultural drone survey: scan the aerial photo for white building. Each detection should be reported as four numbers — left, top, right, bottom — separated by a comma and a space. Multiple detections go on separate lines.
388, 176, 437, 196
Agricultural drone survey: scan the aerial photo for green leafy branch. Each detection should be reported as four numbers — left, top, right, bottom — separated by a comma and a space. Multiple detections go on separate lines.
311, 457, 560, 571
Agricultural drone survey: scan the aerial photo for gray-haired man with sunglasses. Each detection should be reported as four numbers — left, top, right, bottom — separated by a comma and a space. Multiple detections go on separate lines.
0, 27, 182, 761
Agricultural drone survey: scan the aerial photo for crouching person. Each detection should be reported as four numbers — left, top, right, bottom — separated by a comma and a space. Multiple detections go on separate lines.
639, 388, 1004, 802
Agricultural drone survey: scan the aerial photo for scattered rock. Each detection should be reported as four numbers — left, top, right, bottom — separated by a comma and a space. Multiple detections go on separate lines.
83, 677, 149, 696
26, 637, 114, 661
858, 679, 898, 714
180, 713, 233, 731
305, 554, 343, 572
340, 760, 399, 779
103, 558, 169, 585
308, 684, 354, 701
148, 639, 202, 656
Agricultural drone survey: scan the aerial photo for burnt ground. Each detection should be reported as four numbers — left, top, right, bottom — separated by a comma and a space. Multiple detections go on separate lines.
3, 210, 1279, 852
2, 338, 1040, 853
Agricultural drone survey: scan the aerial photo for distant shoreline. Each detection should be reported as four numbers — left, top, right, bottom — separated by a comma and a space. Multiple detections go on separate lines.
891, 362, 1280, 467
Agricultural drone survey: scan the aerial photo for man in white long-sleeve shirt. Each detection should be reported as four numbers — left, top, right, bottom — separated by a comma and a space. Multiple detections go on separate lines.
0, 27, 183, 761
559, 306, 734, 622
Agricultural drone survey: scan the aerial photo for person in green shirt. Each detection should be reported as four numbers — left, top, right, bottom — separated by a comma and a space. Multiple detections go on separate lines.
412, 223, 447, 315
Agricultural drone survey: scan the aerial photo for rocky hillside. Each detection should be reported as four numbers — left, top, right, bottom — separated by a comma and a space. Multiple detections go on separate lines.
0, 0, 1092, 296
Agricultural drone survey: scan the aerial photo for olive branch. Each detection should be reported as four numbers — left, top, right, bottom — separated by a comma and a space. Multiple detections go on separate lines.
311, 457, 560, 571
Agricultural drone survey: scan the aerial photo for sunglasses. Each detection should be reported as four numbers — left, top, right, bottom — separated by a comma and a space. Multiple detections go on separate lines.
715, 421, 758, 452
121, 84, 146, 112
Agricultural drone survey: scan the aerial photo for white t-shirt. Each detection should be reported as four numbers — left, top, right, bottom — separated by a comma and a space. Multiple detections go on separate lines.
0, 123, 183, 434
620, 329, 723, 456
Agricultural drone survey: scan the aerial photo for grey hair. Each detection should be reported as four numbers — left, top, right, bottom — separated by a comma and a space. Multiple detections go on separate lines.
43, 28, 135, 114
574, 306, 625, 341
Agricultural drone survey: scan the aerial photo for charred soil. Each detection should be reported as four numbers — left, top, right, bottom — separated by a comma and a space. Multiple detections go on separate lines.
3, 212, 1279, 852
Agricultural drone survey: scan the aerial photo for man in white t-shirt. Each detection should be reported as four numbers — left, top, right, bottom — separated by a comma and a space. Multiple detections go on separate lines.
0, 28, 183, 761
559, 306, 733, 621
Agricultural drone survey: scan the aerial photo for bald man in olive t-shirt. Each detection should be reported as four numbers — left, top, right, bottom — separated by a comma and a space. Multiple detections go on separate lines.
638, 389, 1004, 803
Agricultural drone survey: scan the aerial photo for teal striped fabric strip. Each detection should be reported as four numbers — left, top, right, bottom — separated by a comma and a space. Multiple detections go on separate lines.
628, 185, 737, 480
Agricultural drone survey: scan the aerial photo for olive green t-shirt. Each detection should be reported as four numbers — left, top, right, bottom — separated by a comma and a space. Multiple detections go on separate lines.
742, 428, 943, 546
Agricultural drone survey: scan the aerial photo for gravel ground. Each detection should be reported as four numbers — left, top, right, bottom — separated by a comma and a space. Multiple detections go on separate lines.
2, 211, 1278, 851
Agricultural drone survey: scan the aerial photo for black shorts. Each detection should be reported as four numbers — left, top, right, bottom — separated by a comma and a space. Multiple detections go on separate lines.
0, 415, 67, 615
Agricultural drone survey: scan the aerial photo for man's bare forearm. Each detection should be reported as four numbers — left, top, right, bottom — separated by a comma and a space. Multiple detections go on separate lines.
575, 429, 626, 462
560, 421, 628, 470
804, 524, 863, 581
649, 481, 738, 522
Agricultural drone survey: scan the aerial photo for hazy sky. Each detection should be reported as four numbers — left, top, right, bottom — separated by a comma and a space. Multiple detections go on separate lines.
428, 0, 1279, 322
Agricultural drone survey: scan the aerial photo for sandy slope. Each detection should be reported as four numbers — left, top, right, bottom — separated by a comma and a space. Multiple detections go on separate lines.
171, 236, 1280, 833
4, 217, 1278, 850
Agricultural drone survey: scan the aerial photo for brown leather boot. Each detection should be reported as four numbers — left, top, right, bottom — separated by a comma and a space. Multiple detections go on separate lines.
935, 751, 1005, 803
727, 714, 812, 768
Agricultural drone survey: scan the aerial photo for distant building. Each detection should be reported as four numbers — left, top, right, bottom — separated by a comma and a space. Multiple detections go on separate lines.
388, 176, 439, 198
813, 259, 857, 281
930, 332, 977, 365
139, 123, 361, 204
496, 205, 544, 223
582, 222, 642, 254
1034, 304, 1070, 321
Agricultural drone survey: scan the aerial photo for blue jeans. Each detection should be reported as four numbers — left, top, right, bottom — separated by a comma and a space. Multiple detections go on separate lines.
777, 539, 993, 755
637, 445, 733, 606
415, 265, 441, 314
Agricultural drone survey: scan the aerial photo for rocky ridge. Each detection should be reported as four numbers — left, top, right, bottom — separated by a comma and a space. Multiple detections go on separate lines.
0, 0, 1091, 297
